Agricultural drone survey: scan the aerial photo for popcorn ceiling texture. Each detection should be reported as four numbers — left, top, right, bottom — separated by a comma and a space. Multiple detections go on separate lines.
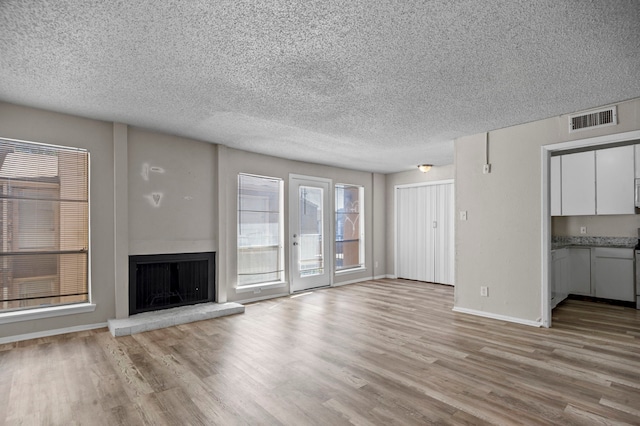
0, 0, 639, 173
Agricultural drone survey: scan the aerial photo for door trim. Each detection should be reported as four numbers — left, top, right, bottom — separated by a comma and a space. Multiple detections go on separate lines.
289, 174, 333, 293
540, 129, 640, 328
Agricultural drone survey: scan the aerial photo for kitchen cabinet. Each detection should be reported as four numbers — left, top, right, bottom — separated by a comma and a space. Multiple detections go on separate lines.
561, 151, 595, 216
568, 247, 591, 295
550, 156, 562, 216
551, 246, 634, 308
551, 248, 569, 308
593, 247, 635, 302
552, 145, 637, 216
596, 145, 635, 214
635, 144, 640, 179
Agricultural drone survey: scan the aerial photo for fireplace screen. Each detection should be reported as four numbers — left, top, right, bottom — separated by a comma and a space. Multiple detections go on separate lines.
129, 252, 215, 315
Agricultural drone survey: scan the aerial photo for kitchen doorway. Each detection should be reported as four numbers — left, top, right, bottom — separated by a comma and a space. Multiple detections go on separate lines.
541, 129, 640, 327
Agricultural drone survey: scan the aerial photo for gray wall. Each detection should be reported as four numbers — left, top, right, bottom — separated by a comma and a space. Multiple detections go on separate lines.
0, 102, 116, 338
128, 127, 218, 255
454, 97, 640, 323
0, 101, 388, 340
553, 215, 640, 238
218, 147, 385, 303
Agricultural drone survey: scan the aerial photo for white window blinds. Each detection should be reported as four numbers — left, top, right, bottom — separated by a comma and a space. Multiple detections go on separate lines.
0, 138, 89, 311
237, 174, 283, 286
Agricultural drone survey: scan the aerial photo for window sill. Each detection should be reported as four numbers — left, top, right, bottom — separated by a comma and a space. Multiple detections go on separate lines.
335, 267, 367, 275
235, 282, 288, 293
0, 303, 96, 325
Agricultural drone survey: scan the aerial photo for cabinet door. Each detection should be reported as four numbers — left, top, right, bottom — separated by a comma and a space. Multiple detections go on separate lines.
550, 156, 561, 216
568, 248, 591, 295
635, 144, 640, 179
593, 248, 635, 301
551, 249, 569, 308
561, 151, 595, 215
596, 145, 635, 214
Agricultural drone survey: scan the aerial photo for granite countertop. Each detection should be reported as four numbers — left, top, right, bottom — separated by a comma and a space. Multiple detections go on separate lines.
551, 236, 637, 251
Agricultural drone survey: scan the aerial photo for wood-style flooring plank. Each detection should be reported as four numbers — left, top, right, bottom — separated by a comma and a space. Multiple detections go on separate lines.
2, 279, 640, 425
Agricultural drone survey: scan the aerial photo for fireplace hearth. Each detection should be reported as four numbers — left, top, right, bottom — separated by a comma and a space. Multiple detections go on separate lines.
129, 252, 215, 315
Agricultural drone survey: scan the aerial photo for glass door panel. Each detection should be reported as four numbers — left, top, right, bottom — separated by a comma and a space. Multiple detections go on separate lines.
290, 177, 331, 292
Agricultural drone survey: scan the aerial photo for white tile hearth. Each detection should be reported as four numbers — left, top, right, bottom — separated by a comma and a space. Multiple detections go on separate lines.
107, 302, 244, 337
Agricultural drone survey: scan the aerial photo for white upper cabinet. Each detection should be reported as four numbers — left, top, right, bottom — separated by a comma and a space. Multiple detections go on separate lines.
561, 151, 595, 216
636, 144, 640, 179
596, 145, 635, 214
550, 156, 562, 216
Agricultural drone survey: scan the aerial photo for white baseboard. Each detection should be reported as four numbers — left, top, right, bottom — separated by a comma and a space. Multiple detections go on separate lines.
234, 292, 289, 305
386, 274, 398, 279
332, 277, 373, 287
0, 322, 108, 345
373, 274, 388, 280
452, 306, 542, 328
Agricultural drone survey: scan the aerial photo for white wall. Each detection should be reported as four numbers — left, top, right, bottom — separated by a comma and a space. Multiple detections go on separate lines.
454, 97, 640, 324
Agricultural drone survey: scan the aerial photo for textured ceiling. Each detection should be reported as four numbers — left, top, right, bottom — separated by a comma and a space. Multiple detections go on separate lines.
1, 1, 639, 173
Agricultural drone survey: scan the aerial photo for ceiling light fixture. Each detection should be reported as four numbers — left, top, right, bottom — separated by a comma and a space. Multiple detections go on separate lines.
417, 164, 433, 173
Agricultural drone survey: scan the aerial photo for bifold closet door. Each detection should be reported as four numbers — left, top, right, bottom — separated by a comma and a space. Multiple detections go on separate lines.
433, 183, 454, 285
396, 183, 454, 285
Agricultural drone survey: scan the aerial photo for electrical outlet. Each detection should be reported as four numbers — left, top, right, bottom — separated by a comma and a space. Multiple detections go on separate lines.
483, 164, 491, 174
460, 211, 468, 221
480, 286, 488, 297
253, 288, 261, 294
580, 226, 587, 234
375, 261, 379, 268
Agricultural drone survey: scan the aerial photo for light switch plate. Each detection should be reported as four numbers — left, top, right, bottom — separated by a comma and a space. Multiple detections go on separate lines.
460, 211, 467, 221
580, 226, 587, 234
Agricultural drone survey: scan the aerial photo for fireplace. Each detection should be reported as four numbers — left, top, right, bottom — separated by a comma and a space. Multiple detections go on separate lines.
129, 252, 215, 315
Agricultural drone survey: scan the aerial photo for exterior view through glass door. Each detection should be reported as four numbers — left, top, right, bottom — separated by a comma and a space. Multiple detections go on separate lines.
289, 175, 331, 292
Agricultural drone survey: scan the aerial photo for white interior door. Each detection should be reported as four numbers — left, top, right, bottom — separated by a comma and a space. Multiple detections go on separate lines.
396, 181, 454, 285
289, 176, 331, 292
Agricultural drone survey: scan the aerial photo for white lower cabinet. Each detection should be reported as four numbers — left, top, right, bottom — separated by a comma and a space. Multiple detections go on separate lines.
568, 248, 591, 295
551, 246, 635, 307
551, 249, 569, 308
593, 248, 635, 302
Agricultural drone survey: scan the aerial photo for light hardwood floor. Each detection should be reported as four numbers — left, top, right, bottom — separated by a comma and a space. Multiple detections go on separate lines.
1, 278, 640, 425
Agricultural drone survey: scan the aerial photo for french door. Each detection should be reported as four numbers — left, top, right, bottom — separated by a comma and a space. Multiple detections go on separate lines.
289, 175, 332, 292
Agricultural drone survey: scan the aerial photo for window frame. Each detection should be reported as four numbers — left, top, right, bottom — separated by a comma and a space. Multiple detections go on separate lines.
0, 137, 91, 317
236, 173, 285, 288
334, 183, 365, 273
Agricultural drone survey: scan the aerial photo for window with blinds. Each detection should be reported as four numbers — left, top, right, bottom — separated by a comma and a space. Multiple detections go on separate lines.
335, 184, 364, 271
237, 173, 283, 286
0, 138, 89, 312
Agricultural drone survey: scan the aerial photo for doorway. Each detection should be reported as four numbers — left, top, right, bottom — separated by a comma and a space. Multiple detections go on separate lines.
541, 129, 640, 327
289, 175, 332, 292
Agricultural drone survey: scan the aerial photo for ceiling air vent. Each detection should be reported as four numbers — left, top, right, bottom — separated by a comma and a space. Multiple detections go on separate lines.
569, 106, 617, 133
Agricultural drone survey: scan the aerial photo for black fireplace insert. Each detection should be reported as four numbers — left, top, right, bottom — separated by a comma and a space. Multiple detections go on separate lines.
129, 252, 215, 315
